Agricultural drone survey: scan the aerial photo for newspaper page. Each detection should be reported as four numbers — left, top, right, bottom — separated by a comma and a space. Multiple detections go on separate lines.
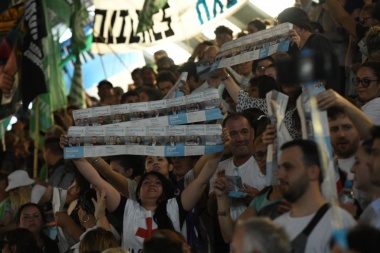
196, 22, 293, 79
72, 89, 222, 128
64, 124, 224, 158
265, 90, 292, 186
297, 85, 337, 202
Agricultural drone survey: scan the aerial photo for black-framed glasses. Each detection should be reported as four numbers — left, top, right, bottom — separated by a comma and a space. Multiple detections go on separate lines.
359, 16, 373, 25
256, 66, 267, 72
253, 150, 267, 160
352, 77, 379, 88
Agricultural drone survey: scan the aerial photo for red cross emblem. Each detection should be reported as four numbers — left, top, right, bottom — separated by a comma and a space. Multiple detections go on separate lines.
135, 216, 157, 241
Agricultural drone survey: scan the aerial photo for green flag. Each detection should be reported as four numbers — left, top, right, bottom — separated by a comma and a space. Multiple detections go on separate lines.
136, 0, 168, 33
67, 0, 88, 109
29, 0, 68, 147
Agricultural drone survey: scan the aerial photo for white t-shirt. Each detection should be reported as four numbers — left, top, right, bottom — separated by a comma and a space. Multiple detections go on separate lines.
361, 97, 380, 126
209, 156, 266, 220
275, 206, 356, 253
209, 156, 266, 193
122, 198, 181, 252
337, 157, 355, 180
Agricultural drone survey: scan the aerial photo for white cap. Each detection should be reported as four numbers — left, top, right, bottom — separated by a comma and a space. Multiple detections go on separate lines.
5, 170, 35, 192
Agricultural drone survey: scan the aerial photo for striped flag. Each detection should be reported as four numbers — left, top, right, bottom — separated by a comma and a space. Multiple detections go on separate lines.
68, 59, 86, 108
136, 0, 168, 33
67, 0, 88, 109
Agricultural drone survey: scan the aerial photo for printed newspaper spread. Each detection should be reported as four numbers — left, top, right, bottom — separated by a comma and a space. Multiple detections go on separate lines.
196, 22, 293, 80
65, 89, 224, 158
72, 89, 222, 127
63, 124, 224, 158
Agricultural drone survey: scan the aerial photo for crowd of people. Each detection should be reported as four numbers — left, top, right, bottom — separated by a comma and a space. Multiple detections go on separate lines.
1, 1, 380, 253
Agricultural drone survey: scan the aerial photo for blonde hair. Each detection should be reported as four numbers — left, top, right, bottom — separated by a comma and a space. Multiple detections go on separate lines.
9, 185, 33, 212
79, 228, 119, 253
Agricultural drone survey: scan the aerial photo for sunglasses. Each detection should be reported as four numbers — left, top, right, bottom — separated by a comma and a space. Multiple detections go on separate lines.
352, 77, 379, 88
358, 16, 373, 25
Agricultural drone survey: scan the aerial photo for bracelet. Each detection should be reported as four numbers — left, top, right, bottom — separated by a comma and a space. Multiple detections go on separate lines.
90, 157, 100, 165
217, 211, 229, 217
96, 214, 106, 222
221, 74, 230, 81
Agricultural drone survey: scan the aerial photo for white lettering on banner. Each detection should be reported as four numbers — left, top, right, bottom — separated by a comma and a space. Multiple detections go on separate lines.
24, 0, 38, 40
93, 5, 174, 44
24, 47, 44, 72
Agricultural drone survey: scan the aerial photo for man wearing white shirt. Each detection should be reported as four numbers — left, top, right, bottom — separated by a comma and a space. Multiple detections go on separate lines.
209, 113, 265, 220
275, 140, 356, 253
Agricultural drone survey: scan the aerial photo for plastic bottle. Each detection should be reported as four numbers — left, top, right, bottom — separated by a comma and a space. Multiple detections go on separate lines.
339, 180, 355, 204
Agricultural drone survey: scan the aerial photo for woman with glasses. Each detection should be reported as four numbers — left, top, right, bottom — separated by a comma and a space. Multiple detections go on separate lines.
325, 1, 380, 41
352, 62, 380, 125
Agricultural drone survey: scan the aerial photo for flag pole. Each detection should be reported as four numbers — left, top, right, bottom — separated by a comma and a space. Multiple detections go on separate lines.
33, 97, 40, 178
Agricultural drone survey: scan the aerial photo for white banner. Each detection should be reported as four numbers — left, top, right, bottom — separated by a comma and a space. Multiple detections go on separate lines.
92, 0, 248, 52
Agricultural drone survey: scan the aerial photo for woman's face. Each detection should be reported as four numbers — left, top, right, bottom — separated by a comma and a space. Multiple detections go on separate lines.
253, 142, 267, 175
145, 156, 171, 178
355, 67, 380, 103
18, 206, 44, 235
249, 85, 259, 98
359, 10, 380, 27
139, 174, 163, 203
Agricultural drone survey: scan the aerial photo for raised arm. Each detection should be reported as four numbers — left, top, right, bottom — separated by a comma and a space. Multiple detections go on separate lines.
317, 89, 374, 139
72, 158, 121, 212
181, 152, 223, 211
326, 0, 358, 39
89, 157, 131, 197
214, 68, 241, 103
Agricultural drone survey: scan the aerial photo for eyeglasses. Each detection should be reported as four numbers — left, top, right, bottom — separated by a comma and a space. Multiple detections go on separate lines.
352, 77, 379, 88
359, 16, 373, 25
256, 66, 267, 72
253, 151, 267, 160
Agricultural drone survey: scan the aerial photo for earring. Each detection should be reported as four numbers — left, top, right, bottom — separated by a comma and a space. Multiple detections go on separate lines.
81, 215, 89, 223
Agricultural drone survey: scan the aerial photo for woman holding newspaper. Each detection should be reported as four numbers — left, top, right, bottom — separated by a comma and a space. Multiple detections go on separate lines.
60, 133, 223, 252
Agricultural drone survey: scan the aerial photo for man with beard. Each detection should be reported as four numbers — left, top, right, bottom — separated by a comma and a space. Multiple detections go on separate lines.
328, 107, 370, 213
274, 139, 356, 253
328, 107, 360, 185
